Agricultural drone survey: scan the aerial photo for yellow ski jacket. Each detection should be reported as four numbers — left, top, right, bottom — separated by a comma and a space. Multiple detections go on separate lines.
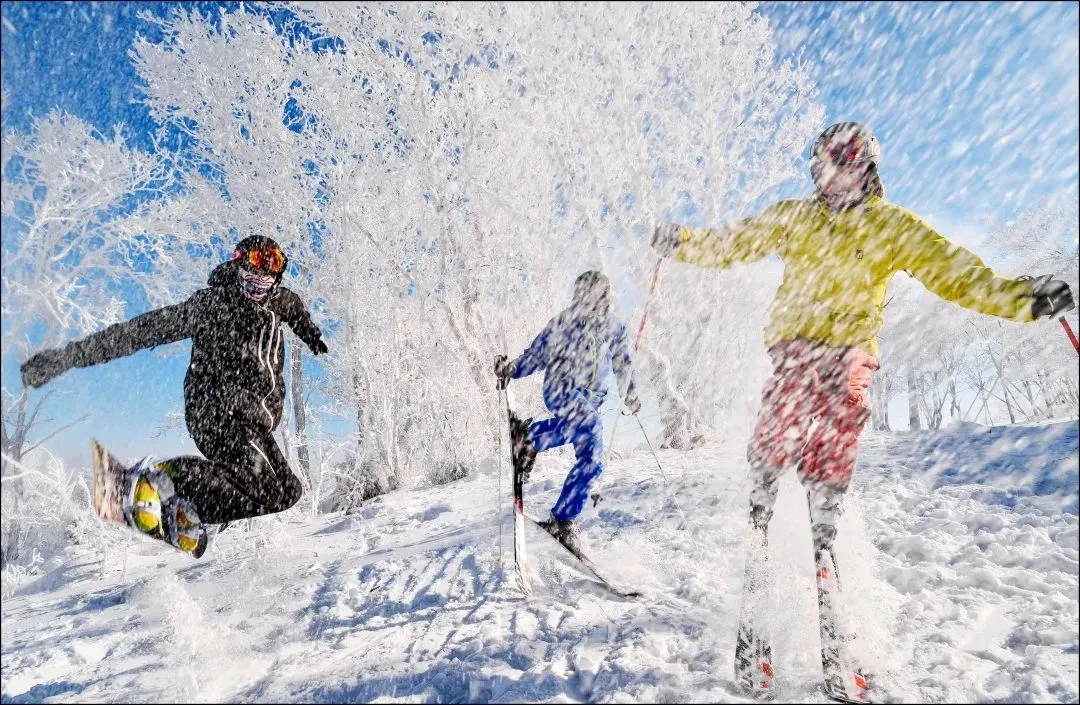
673, 195, 1035, 357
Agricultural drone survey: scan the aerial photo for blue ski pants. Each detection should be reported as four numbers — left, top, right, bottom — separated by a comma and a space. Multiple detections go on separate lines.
529, 392, 604, 521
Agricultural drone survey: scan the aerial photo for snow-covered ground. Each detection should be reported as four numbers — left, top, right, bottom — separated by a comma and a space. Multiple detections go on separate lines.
2, 420, 1077, 703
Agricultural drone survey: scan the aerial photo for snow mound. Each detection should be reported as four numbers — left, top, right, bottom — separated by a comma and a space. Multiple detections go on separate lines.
3, 422, 1077, 703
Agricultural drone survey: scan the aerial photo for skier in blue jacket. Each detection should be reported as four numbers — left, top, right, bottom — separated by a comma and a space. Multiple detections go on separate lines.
495, 270, 641, 552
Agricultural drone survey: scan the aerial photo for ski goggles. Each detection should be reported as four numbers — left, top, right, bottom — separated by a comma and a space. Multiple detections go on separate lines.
232, 245, 287, 275
815, 133, 878, 167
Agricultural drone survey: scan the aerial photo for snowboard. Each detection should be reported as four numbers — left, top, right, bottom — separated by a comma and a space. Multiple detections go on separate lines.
91, 439, 207, 558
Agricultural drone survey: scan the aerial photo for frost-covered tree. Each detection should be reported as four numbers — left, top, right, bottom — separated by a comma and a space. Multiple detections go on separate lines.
0, 110, 201, 565
128, 2, 822, 503
492, 3, 823, 448
993, 196, 1080, 420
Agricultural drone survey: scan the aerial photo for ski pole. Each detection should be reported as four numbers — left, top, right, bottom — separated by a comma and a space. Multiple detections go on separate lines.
635, 413, 689, 531
605, 257, 665, 464
496, 385, 505, 569
633, 257, 665, 350
1061, 318, 1079, 354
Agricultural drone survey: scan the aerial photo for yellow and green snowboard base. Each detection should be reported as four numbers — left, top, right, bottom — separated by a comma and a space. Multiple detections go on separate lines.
91, 439, 207, 558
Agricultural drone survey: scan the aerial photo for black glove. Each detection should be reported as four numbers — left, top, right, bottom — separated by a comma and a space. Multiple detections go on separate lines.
21, 348, 72, 389
624, 392, 642, 415
309, 338, 329, 356
1025, 275, 1075, 319
494, 354, 512, 390
651, 222, 682, 258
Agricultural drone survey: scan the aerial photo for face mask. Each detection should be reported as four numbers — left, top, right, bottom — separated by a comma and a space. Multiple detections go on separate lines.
812, 161, 874, 211
239, 268, 276, 302
574, 286, 612, 317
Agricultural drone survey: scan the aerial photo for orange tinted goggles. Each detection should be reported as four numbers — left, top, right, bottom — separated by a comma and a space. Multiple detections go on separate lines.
232, 246, 286, 275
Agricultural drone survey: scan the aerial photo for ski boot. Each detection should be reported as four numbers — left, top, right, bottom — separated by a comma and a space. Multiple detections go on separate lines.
123, 460, 208, 558
508, 412, 537, 482
749, 504, 772, 532
537, 512, 583, 554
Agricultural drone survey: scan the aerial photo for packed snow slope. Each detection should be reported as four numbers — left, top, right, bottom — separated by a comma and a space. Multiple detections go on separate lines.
2, 420, 1077, 704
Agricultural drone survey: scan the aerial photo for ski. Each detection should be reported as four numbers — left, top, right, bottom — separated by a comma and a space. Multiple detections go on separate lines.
525, 514, 642, 599
504, 388, 533, 596
734, 523, 775, 697
812, 530, 872, 703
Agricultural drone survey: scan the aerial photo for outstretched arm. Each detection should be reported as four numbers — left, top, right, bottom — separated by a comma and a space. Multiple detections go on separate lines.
67, 300, 197, 366
278, 289, 327, 355
22, 298, 197, 388
896, 210, 1035, 321
656, 201, 790, 269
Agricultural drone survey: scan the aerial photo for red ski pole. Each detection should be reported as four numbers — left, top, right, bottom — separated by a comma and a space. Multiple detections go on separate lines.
1061, 318, 1080, 354
633, 257, 665, 351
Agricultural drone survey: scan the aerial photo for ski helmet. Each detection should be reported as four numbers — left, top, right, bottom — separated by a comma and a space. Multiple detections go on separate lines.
572, 270, 613, 315
812, 120, 881, 201
231, 235, 288, 302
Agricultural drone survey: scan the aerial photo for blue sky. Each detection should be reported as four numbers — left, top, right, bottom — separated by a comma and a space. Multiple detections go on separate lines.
2, 1, 1078, 466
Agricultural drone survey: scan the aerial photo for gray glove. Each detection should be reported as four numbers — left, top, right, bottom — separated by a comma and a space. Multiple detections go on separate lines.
21, 347, 72, 389
1025, 274, 1075, 319
494, 354, 512, 390
651, 222, 682, 258
624, 392, 642, 415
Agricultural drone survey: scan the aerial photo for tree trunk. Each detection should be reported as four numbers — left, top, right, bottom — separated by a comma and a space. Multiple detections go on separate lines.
984, 346, 1016, 425
1, 393, 28, 567
870, 381, 890, 431
1000, 381, 1017, 424
907, 364, 921, 430
1020, 378, 1039, 420
1035, 370, 1054, 419
291, 342, 310, 477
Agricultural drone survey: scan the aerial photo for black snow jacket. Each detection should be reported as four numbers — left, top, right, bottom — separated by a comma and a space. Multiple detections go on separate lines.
59, 261, 324, 434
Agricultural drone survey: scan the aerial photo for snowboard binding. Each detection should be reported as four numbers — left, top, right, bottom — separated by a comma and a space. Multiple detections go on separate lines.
123, 460, 208, 557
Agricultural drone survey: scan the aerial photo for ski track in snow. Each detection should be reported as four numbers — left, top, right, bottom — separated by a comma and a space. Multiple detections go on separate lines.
2, 421, 1077, 703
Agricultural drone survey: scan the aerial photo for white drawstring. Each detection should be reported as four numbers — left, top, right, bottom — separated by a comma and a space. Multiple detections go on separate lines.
258, 310, 279, 426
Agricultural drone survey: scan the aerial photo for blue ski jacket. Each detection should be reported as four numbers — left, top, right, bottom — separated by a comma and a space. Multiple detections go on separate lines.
508, 307, 638, 412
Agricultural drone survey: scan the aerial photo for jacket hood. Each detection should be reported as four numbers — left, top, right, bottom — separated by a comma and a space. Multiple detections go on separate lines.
208, 260, 240, 289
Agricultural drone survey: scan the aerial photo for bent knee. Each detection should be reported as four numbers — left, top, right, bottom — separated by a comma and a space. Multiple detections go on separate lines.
279, 473, 303, 510
265, 472, 303, 513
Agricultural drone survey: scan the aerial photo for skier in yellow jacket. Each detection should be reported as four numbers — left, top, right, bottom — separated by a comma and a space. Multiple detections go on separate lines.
651, 121, 1074, 549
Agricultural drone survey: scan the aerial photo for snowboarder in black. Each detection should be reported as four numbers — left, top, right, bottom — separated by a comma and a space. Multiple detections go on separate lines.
20, 236, 327, 554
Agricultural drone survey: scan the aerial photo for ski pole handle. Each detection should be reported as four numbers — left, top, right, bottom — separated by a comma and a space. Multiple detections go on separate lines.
1061, 318, 1079, 354
494, 354, 510, 389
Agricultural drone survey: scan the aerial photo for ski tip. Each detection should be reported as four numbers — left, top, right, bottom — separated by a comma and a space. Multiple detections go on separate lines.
736, 681, 777, 702
824, 687, 872, 704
